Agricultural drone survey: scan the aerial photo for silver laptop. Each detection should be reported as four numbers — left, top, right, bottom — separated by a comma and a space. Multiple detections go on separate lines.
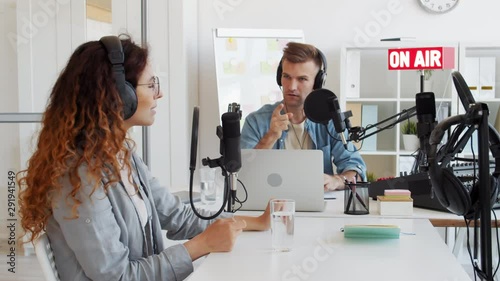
236, 149, 325, 212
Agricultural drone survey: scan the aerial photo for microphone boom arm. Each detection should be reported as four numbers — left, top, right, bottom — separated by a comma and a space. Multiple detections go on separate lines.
348, 106, 417, 142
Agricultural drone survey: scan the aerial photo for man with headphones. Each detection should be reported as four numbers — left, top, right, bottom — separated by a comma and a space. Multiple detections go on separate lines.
241, 42, 366, 191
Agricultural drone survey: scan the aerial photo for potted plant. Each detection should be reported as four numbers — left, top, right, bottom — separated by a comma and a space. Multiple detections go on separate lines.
423, 69, 433, 80
401, 120, 419, 151
366, 172, 376, 183
417, 69, 434, 91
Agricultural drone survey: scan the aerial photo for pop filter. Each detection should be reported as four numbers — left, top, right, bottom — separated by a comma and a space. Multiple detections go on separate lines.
190, 106, 199, 171
304, 88, 350, 148
304, 89, 334, 124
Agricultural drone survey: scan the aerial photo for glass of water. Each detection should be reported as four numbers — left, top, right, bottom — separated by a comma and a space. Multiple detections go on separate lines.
270, 199, 295, 252
200, 167, 217, 205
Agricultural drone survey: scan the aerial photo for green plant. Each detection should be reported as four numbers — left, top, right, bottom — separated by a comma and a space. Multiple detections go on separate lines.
401, 120, 417, 135
366, 172, 376, 183
416, 69, 433, 80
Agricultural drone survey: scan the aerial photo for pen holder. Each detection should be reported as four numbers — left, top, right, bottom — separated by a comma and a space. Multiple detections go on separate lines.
344, 181, 370, 215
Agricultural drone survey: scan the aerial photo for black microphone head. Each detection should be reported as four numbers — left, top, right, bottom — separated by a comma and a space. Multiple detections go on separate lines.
304, 89, 336, 124
221, 112, 241, 173
221, 112, 241, 138
416, 92, 436, 123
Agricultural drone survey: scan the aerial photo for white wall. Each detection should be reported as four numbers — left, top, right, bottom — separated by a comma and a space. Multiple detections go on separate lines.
0, 0, 197, 194
3, 0, 500, 195
145, 0, 198, 192
0, 0, 87, 221
0, 0, 20, 222
196, 0, 500, 168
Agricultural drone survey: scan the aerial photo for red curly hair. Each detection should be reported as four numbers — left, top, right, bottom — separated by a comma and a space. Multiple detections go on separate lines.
17, 35, 149, 243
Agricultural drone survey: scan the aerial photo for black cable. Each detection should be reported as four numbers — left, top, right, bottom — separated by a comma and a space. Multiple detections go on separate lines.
325, 124, 342, 142
189, 163, 228, 220
465, 213, 491, 281
410, 149, 421, 174
464, 212, 491, 281
324, 124, 359, 153
492, 211, 499, 278
464, 217, 478, 281
453, 157, 496, 164
470, 136, 477, 188
231, 179, 249, 212
234, 178, 248, 204
437, 123, 462, 164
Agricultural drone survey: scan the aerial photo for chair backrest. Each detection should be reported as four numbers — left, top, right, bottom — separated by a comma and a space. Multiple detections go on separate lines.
34, 233, 61, 281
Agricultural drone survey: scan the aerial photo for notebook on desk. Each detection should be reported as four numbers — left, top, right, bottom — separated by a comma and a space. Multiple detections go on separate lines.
237, 149, 325, 212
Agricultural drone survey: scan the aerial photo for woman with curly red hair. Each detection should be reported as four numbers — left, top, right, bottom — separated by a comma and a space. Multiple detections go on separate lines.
17, 35, 271, 281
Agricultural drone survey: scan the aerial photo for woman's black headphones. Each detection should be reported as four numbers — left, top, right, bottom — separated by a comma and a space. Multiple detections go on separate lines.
276, 47, 327, 90
99, 36, 138, 120
427, 71, 500, 218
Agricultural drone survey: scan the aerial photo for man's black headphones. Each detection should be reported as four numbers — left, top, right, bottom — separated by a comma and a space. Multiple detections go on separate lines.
276, 47, 327, 90
99, 35, 138, 120
427, 71, 500, 218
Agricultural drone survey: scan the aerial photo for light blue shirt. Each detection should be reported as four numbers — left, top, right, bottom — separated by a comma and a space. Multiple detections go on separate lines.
47, 152, 231, 281
241, 101, 366, 179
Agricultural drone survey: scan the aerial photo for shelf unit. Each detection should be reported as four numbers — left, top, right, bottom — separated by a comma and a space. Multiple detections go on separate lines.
457, 42, 500, 157
340, 42, 459, 179
458, 42, 500, 119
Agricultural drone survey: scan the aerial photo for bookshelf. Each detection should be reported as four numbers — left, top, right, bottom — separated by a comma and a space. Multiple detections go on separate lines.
457, 42, 500, 157
339, 42, 459, 179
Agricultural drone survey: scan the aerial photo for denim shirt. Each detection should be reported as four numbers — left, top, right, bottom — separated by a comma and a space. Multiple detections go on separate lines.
47, 152, 231, 281
241, 101, 366, 179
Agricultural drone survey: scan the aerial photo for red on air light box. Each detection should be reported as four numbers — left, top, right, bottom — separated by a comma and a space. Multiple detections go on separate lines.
388, 47, 455, 70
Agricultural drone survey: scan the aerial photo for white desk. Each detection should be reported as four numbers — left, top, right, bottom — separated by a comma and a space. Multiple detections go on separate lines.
187, 217, 471, 281
232, 190, 464, 218
199, 190, 499, 255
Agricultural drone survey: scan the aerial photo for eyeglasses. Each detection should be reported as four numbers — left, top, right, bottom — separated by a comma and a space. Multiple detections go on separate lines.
137, 76, 161, 98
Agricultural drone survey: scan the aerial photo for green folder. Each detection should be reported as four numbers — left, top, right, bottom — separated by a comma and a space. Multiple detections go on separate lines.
343, 224, 401, 239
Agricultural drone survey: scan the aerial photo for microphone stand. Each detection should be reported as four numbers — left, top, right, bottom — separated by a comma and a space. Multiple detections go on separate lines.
202, 134, 237, 213
225, 102, 242, 213
199, 160, 238, 213
419, 69, 425, 93
440, 103, 494, 280
190, 103, 243, 218
227, 173, 238, 212
475, 102, 493, 281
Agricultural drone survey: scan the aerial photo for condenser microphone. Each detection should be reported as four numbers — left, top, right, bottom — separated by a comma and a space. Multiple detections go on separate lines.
221, 112, 241, 212
304, 89, 348, 148
415, 92, 437, 170
221, 112, 242, 173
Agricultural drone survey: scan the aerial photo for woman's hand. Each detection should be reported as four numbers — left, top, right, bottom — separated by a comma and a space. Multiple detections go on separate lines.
184, 217, 246, 260
233, 199, 273, 231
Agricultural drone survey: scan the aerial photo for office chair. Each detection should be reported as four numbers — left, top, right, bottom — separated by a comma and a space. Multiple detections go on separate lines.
34, 233, 61, 281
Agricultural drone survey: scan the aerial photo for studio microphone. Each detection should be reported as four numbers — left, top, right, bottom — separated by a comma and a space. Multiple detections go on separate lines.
221, 112, 241, 212
415, 92, 437, 171
304, 89, 349, 148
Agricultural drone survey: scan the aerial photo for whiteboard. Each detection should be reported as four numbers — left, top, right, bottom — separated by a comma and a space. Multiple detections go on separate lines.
212, 28, 304, 122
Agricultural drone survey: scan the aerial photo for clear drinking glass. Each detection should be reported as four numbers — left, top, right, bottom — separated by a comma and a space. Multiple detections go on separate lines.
200, 167, 217, 205
270, 199, 295, 252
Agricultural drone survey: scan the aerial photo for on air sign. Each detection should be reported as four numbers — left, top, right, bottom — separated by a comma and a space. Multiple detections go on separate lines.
388, 47, 455, 70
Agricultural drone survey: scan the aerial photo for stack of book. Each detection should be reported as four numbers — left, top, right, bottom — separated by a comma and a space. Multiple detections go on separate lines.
377, 189, 413, 216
